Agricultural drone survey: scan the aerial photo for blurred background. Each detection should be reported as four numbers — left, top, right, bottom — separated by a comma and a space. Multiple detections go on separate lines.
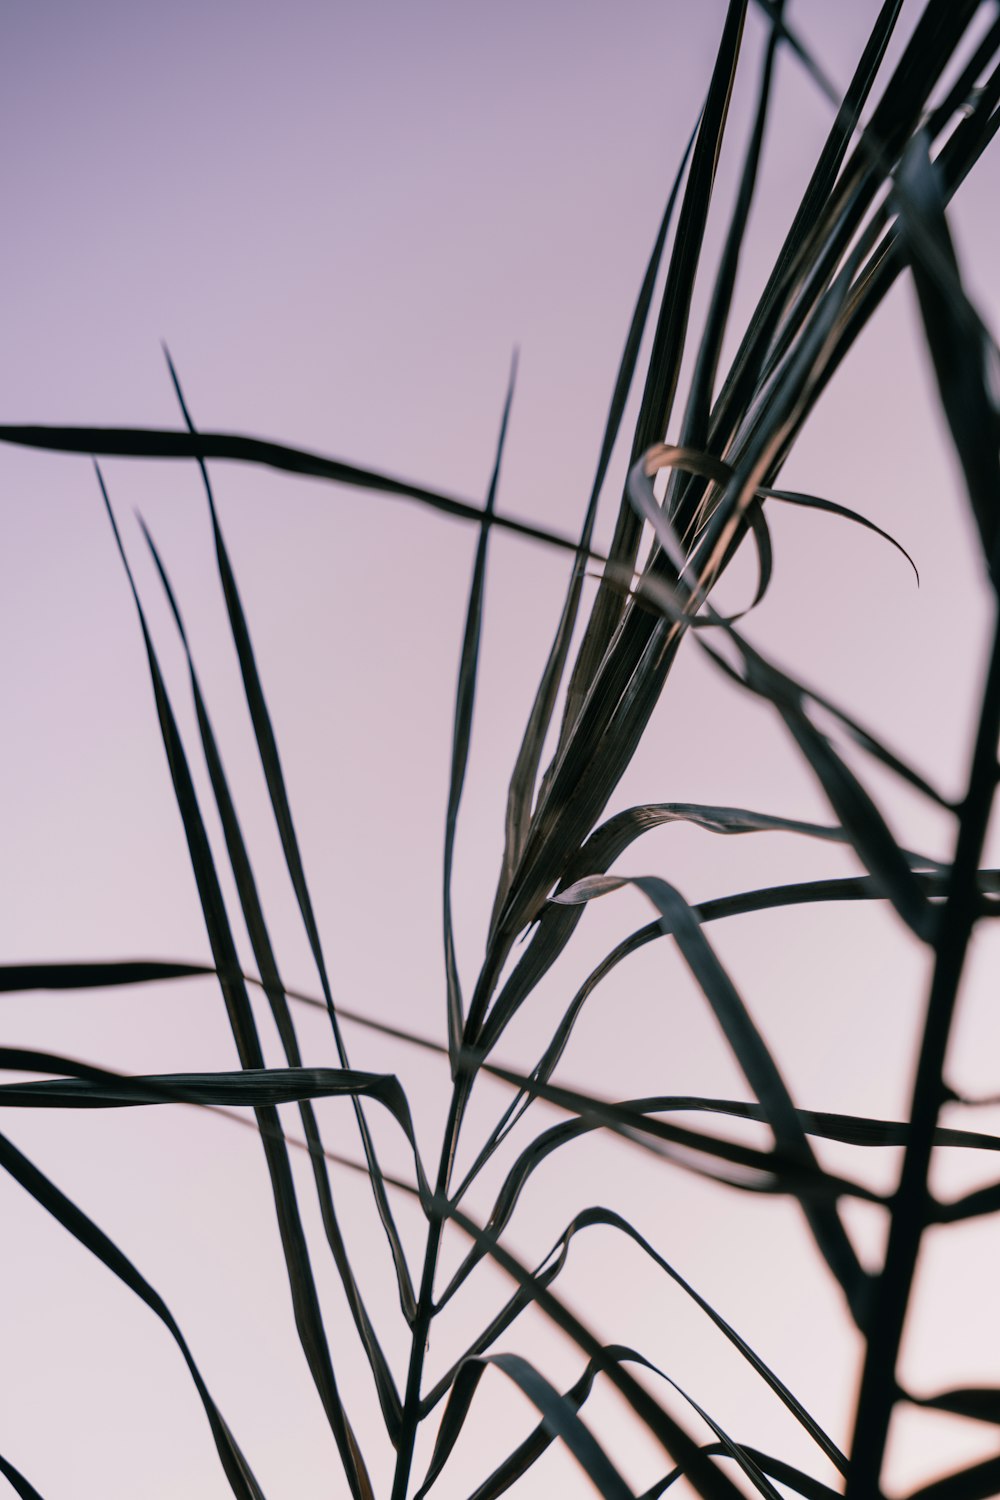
3, 2, 1000, 1495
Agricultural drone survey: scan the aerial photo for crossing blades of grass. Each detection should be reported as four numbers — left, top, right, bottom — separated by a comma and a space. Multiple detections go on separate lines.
98, 466, 375, 1500
162, 348, 416, 1322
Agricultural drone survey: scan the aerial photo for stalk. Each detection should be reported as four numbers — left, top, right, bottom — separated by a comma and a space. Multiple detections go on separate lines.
391, 1079, 472, 1500
848, 608, 1000, 1493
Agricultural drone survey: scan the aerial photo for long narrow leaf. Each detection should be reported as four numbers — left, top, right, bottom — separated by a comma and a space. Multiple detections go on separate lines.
0, 1452, 45, 1500
553, 872, 870, 1320
98, 468, 374, 1500
493, 118, 699, 918
0, 1129, 265, 1500
0, 421, 588, 560
140, 518, 402, 1436
444, 358, 516, 1067
163, 350, 416, 1321
415, 1351, 634, 1500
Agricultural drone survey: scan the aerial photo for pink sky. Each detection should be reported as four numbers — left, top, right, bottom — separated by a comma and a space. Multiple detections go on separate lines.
4, 2, 1000, 1496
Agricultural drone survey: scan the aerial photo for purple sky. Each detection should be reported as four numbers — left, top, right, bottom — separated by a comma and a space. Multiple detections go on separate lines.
4, 3, 1000, 1496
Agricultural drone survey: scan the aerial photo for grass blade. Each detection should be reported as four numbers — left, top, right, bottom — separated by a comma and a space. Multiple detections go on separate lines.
0, 1128, 266, 1500
896, 134, 1000, 580
431, 1204, 845, 1473
0, 959, 450, 1060
553, 873, 870, 1321
493, 119, 698, 917
441, 1202, 755, 1500
0, 1453, 45, 1500
140, 517, 403, 1436
905, 1455, 1000, 1500
643, 1444, 841, 1500
162, 349, 416, 1322
414, 1351, 634, 1500
0, 422, 589, 562
759, 487, 919, 583
444, 357, 516, 1068
98, 467, 375, 1500
680, 1, 784, 451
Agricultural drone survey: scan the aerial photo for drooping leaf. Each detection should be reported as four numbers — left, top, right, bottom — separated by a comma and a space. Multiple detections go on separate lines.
546, 870, 871, 1320
643, 1442, 843, 1500
895, 134, 1000, 581
414, 1351, 634, 1500
0, 959, 449, 1059
0, 1129, 266, 1500
0, 420, 588, 561
440, 1201, 756, 1500
430, 1205, 845, 1474
759, 486, 919, 583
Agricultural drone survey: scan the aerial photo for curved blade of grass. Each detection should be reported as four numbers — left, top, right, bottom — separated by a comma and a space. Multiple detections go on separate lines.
445, 357, 516, 1068
905, 1386, 1000, 1424
896, 133, 1000, 582
162, 351, 415, 1324
444, 1095, 1000, 1302
422, 1342, 781, 1500
553, 872, 870, 1321
415, 1351, 635, 1500
0, 1453, 44, 1500
0, 422, 589, 562
439, 1201, 758, 1500
0, 960, 450, 1061
430, 1204, 845, 1472
98, 468, 374, 1500
474, 861, 989, 1097
460, 1073, 885, 1210
932, 1177, 1000, 1223
475, 789, 944, 1065
140, 518, 402, 1437
702, 656, 932, 940
905, 1454, 1000, 1500
493, 117, 699, 921
465, 1372, 824, 1500
644, 1443, 842, 1500
849, 629, 1000, 1482
459, 1346, 637, 1500
0, 1053, 422, 1149
759, 487, 919, 582
626, 487, 947, 809
623, 473, 935, 940
0, 1128, 266, 1500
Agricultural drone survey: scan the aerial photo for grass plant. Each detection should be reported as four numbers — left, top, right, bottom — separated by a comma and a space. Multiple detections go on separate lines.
5, 2, 1000, 1496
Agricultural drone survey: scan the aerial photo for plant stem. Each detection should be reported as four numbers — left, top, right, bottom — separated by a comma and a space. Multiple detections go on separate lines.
848, 606, 1000, 1494
391, 1079, 471, 1500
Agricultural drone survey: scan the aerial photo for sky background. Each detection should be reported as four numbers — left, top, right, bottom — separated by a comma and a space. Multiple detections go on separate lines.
4, 2, 1000, 1496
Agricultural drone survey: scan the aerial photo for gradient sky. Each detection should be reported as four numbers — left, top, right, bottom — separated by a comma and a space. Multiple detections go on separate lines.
4, 3, 1000, 1497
